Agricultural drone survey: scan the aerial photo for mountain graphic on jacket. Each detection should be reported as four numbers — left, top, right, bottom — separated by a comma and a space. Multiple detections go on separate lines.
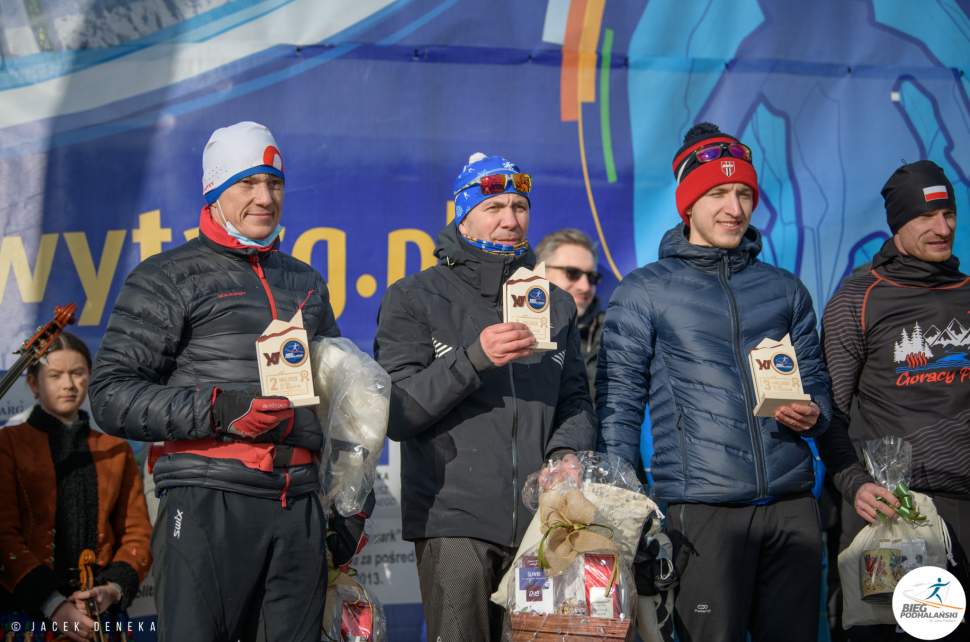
894, 319, 970, 373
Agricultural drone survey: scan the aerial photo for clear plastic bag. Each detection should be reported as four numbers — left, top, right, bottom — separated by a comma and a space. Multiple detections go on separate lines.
322, 570, 388, 641
863, 436, 912, 491
839, 490, 950, 627
521, 451, 645, 511
499, 453, 650, 641
311, 338, 390, 517
839, 436, 951, 627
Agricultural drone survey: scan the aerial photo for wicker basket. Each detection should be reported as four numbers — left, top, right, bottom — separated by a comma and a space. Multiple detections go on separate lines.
509, 612, 631, 641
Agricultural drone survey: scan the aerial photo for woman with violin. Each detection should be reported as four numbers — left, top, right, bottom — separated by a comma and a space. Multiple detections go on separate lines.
0, 332, 152, 641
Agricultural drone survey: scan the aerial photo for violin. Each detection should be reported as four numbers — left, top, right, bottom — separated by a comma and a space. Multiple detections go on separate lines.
77, 549, 106, 642
0, 304, 77, 402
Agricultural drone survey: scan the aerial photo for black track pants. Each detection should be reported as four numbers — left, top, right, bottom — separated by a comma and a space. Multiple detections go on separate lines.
152, 486, 327, 642
667, 495, 823, 642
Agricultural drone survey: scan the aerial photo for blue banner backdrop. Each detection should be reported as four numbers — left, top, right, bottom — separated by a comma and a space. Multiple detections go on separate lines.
1, 1, 968, 640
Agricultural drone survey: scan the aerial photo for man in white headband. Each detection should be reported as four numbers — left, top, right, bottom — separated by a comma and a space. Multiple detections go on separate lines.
91, 122, 363, 641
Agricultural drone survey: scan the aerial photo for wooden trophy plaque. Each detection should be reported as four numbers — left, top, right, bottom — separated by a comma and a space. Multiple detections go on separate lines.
255, 309, 320, 407
503, 263, 557, 351
748, 334, 811, 417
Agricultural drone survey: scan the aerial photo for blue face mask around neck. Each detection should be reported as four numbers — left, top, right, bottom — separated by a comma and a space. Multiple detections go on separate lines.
216, 202, 282, 248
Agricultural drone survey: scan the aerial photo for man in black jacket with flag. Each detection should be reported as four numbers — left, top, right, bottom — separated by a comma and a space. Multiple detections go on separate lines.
819, 160, 969, 640
374, 153, 596, 642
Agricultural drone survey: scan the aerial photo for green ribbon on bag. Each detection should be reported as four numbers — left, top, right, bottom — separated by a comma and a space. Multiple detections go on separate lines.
877, 482, 926, 524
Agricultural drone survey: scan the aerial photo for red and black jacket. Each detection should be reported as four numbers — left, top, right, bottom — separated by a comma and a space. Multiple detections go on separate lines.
819, 238, 970, 501
90, 208, 340, 501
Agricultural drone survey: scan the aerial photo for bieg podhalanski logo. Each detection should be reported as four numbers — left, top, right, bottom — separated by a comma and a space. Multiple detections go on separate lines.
771, 353, 796, 375
282, 339, 307, 366
527, 287, 548, 313
892, 566, 966, 639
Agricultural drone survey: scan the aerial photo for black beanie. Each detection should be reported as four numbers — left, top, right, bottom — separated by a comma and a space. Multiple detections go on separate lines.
881, 160, 956, 234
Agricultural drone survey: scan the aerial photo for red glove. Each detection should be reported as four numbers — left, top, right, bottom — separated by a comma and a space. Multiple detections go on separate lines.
212, 390, 294, 439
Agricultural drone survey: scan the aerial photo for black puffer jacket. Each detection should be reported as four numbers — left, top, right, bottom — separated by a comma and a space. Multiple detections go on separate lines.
374, 225, 597, 547
90, 208, 339, 500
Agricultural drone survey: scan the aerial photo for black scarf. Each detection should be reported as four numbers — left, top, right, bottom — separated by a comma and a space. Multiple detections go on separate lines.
28, 405, 99, 589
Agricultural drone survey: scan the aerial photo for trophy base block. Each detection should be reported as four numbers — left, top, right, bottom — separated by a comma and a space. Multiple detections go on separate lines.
534, 341, 558, 352
753, 393, 812, 417
288, 395, 321, 408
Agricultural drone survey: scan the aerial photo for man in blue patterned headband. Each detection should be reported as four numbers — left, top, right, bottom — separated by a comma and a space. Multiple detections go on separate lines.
374, 153, 596, 641
452, 152, 533, 255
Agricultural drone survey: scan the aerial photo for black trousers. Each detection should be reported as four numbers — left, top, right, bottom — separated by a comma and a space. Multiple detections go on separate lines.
840, 493, 970, 642
152, 486, 327, 642
414, 537, 517, 642
667, 495, 822, 642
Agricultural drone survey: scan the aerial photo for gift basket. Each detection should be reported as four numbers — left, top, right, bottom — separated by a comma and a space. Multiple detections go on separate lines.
496, 452, 658, 641
322, 566, 388, 642
838, 436, 954, 628
311, 338, 390, 517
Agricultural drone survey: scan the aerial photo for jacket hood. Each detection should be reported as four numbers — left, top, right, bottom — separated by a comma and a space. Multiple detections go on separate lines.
434, 224, 536, 300
659, 222, 762, 273
871, 237, 965, 286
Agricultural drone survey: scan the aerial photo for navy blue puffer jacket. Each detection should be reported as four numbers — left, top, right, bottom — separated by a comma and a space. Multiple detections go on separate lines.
596, 225, 832, 504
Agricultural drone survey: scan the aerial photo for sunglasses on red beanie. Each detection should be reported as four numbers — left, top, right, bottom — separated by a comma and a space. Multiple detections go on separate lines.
676, 142, 752, 183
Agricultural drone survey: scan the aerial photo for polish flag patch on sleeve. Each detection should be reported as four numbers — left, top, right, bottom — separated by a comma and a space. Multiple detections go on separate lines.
923, 185, 948, 201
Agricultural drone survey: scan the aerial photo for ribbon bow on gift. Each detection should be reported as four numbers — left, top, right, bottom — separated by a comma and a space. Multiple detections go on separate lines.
537, 488, 618, 578
877, 483, 927, 524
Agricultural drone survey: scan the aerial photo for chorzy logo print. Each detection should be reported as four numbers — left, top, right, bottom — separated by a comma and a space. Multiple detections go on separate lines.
893, 320, 970, 387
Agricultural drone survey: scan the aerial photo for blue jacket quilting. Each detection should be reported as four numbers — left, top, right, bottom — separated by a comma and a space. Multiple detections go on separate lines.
596, 224, 832, 504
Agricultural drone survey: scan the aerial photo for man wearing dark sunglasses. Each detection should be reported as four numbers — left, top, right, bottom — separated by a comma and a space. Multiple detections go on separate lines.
374, 153, 596, 641
536, 228, 604, 400
597, 123, 833, 642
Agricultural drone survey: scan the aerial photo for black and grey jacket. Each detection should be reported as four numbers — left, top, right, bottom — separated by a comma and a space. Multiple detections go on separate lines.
90, 209, 340, 500
819, 239, 970, 502
374, 225, 597, 547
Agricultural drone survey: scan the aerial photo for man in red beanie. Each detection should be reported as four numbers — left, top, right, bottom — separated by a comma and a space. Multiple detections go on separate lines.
598, 123, 832, 641
819, 160, 968, 640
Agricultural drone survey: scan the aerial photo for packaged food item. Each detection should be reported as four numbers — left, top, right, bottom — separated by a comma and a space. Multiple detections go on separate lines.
322, 568, 387, 641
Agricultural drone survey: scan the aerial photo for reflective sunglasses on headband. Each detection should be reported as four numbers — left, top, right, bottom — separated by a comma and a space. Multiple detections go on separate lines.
676, 142, 752, 182
457, 172, 533, 196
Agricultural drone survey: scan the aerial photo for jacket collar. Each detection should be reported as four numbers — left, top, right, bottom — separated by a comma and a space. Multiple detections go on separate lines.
577, 297, 602, 330
29, 404, 90, 435
198, 206, 279, 258
871, 238, 965, 286
659, 222, 762, 273
434, 225, 536, 301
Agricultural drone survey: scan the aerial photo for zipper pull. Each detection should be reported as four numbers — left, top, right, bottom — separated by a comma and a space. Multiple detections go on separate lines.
250, 255, 265, 279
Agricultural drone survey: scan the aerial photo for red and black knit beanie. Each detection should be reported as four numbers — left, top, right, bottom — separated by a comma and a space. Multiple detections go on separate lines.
671, 122, 759, 224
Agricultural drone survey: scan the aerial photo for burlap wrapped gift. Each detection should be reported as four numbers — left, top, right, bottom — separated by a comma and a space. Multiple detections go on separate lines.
493, 482, 655, 606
